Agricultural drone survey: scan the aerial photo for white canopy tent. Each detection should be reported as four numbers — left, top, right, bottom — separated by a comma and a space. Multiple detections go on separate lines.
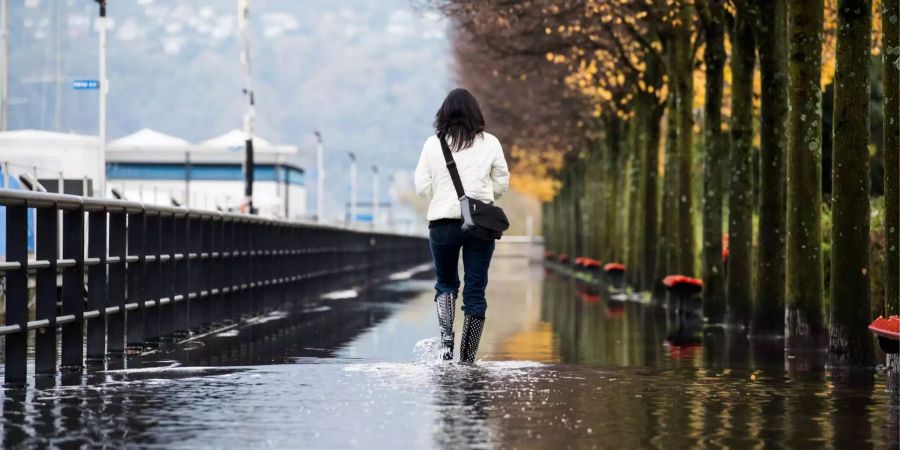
109, 128, 190, 151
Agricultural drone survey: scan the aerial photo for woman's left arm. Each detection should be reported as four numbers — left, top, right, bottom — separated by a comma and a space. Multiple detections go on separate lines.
490, 143, 510, 199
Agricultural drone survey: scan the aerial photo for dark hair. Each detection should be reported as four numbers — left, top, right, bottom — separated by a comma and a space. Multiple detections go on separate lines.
433, 88, 485, 152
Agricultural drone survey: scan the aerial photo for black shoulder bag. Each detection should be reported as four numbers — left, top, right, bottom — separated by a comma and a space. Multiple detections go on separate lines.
439, 135, 510, 240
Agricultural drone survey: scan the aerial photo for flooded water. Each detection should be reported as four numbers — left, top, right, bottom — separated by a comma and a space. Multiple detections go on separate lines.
1, 258, 898, 449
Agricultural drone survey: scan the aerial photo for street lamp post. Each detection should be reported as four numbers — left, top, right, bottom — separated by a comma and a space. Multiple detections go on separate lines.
349, 152, 357, 225
96, 0, 107, 197
238, 0, 255, 214
371, 165, 379, 228
315, 131, 324, 223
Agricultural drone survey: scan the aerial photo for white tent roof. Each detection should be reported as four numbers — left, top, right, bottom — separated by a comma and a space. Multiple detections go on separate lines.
109, 128, 189, 149
200, 129, 274, 148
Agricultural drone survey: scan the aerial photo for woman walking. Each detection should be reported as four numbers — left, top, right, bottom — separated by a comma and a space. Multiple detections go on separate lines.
414, 88, 510, 363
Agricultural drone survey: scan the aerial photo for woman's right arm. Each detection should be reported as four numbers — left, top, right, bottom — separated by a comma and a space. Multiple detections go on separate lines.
414, 140, 433, 198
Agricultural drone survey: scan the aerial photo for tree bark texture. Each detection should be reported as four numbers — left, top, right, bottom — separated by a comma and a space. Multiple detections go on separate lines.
786, 0, 827, 349
753, 0, 789, 337
701, 0, 728, 322
727, 3, 756, 329
676, 1, 697, 276
883, 0, 900, 316
829, 0, 875, 367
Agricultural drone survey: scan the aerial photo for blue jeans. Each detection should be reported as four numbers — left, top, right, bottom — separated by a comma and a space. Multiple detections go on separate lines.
428, 220, 495, 319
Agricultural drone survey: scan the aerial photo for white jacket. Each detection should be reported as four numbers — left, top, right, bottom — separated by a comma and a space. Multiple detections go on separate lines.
415, 132, 510, 221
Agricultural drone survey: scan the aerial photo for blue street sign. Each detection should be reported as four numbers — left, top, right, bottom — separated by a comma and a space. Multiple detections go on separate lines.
355, 214, 373, 222
72, 80, 99, 90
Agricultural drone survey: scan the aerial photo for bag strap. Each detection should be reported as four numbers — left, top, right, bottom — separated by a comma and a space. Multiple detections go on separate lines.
438, 135, 466, 199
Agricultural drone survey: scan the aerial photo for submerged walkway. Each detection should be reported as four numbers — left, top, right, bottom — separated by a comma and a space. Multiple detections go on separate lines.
1, 256, 897, 448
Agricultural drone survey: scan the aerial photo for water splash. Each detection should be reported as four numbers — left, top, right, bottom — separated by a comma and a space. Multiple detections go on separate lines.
344, 337, 546, 385
412, 337, 446, 366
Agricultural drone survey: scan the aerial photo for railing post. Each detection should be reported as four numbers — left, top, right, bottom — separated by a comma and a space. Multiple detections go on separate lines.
60, 206, 85, 371
107, 211, 126, 356
289, 225, 298, 299
201, 215, 212, 329
247, 219, 257, 316
159, 214, 175, 341
175, 215, 189, 338
212, 215, 224, 326
126, 211, 146, 352
238, 219, 249, 318
4, 205, 28, 385
291, 229, 308, 300
35, 205, 58, 375
321, 229, 330, 293
189, 214, 204, 333
366, 232, 375, 286
263, 221, 272, 311
225, 218, 237, 322
269, 222, 275, 309
277, 224, 286, 308
143, 212, 161, 347
86, 208, 108, 362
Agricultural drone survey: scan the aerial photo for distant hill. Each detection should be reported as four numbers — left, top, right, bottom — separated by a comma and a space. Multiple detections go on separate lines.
5, 0, 451, 222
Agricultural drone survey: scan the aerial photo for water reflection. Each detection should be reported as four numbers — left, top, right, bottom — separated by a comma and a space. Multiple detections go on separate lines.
0, 259, 895, 449
432, 366, 495, 448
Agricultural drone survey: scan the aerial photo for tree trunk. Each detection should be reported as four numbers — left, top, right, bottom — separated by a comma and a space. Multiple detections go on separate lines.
884, 0, 900, 317
605, 116, 624, 262
556, 196, 564, 255
584, 142, 599, 259
829, 0, 874, 368
786, 0, 826, 349
701, 0, 727, 322
574, 159, 585, 258
628, 113, 644, 286
547, 199, 554, 253
556, 178, 564, 256
567, 165, 578, 258
663, 105, 680, 278
643, 104, 663, 290
727, 2, 756, 329
542, 201, 553, 253
752, 0, 789, 337
567, 170, 572, 258
592, 138, 605, 260
654, 39, 680, 296
617, 124, 630, 262
560, 171, 570, 258
676, 1, 696, 276
667, 43, 681, 277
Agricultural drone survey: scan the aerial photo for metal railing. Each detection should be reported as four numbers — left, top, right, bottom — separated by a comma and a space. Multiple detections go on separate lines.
0, 188, 429, 385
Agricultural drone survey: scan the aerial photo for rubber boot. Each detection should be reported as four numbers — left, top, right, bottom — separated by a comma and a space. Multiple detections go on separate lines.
436, 292, 456, 360
459, 315, 485, 364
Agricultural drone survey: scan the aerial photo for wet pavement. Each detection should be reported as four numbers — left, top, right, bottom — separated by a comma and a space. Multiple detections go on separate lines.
0, 257, 898, 449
